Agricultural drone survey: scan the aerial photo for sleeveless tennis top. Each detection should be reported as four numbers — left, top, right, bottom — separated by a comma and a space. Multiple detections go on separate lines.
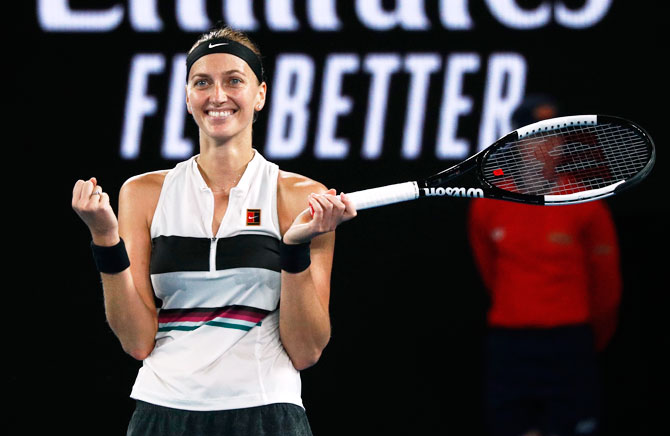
129, 151, 303, 411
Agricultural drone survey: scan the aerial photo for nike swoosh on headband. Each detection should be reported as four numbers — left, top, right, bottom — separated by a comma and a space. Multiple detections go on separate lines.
187, 38, 264, 83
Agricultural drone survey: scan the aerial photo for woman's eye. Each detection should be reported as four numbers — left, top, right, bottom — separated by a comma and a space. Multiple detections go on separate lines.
229, 77, 243, 85
194, 79, 208, 87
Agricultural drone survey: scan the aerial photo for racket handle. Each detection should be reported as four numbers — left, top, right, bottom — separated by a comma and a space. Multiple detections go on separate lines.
346, 182, 419, 210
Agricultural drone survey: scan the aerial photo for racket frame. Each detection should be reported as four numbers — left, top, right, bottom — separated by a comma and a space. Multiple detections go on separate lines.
420, 114, 655, 206
347, 115, 655, 210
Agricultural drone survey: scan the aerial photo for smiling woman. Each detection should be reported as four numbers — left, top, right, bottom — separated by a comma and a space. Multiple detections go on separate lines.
186, 51, 266, 146
71, 23, 357, 436
185, 27, 267, 148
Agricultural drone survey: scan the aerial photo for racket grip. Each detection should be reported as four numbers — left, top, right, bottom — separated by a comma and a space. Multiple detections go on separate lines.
346, 182, 419, 210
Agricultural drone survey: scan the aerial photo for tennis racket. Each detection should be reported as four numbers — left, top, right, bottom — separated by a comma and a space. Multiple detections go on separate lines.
347, 115, 655, 209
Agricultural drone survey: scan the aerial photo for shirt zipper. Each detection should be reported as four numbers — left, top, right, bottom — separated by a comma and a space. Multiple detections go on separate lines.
209, 237, 218, 272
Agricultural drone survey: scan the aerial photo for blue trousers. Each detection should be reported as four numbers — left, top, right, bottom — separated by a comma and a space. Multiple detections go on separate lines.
484, 325, 601, 436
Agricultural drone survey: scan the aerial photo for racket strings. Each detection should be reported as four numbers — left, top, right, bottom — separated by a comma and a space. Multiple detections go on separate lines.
483, 124, 651, 196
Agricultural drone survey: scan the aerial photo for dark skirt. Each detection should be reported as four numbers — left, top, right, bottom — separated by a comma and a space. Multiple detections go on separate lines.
127, 401, 313, 436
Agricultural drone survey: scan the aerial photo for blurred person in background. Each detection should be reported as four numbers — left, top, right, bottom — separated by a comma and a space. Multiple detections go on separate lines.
468, 95, 622, 436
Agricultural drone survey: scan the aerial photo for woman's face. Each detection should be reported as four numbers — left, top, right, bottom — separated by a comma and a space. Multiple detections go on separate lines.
186, 53, 266, 143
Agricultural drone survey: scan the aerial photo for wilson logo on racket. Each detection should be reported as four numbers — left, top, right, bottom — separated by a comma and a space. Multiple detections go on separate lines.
423, 187, 484, 198
553, 143, 613, 183
345, 115, 655, 209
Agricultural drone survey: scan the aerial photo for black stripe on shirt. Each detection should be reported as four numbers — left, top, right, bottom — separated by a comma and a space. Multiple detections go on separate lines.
150, 234, 280, 274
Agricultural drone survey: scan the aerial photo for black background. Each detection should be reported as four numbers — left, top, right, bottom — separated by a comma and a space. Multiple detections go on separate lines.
18, 1, 666, 435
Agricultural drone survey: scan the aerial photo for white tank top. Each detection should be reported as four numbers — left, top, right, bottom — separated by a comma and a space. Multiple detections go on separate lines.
129, 151, 303, 411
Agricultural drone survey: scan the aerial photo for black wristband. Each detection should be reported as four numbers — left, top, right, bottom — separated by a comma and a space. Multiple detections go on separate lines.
280, 241, 311, 273
91, 238, 131, 274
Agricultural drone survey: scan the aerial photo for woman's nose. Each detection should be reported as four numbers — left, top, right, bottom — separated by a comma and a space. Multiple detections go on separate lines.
211, 82, 227, 104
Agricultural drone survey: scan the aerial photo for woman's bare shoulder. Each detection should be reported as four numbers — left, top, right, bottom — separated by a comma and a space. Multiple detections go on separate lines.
121, 170, 169, 195
276, 170, 328, 231
277, 170, 327, 198
118, 170, 171, 217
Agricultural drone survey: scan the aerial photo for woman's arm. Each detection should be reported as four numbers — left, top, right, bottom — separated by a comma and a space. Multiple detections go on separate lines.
72, 175, 162, 360
276, 172, 356, 370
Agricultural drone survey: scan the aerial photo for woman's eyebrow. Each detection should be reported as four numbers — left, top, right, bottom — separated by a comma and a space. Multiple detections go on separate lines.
190, 69, 248, 81
221, 69, 248, 76
193, 69, 247, 76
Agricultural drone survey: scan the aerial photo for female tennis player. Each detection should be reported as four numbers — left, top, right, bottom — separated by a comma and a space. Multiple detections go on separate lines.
72, 25, 356, 435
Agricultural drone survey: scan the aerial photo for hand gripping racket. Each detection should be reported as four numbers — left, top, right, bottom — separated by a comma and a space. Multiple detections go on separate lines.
347, 115, 655, 209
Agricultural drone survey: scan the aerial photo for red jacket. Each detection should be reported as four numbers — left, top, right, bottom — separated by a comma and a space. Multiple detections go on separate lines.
468, 199, 621, 350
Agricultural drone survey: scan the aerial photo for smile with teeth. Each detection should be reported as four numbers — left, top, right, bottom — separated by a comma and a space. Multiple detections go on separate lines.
207, 109, 236, 118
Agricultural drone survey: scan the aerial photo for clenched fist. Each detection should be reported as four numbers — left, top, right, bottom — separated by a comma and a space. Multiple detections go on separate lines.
72, 177, 120, 246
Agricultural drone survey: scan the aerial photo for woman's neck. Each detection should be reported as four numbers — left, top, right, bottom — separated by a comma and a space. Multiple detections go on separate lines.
196, 135, 255, 193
